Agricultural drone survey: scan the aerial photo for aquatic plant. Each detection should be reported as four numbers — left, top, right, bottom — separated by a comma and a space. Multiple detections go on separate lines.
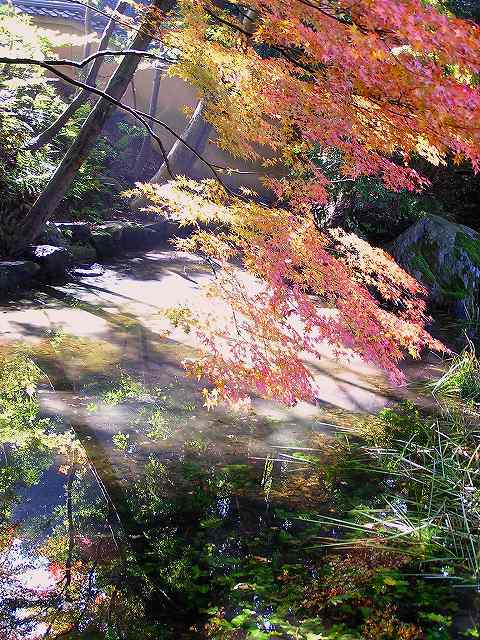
313, 402, 480, 587
428, 341, 480, 402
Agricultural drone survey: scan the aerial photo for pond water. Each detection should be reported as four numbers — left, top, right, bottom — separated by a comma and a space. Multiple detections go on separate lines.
0, 247, 449, 639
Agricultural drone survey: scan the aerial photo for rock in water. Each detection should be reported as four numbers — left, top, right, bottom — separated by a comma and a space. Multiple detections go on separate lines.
27, 245, 71, 281
390, 214, 480, 316
72, 264, 105, 277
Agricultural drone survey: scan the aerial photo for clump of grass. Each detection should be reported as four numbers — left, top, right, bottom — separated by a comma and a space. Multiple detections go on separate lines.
102, 370, 148, 406
147, 408, 175, 440
313, 401, 480, 587
428, 340, 480, 402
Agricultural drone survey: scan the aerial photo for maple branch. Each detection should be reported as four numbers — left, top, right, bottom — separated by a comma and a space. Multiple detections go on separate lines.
39, 49, 172, 70
203, 7, 251, 35
293, 0, 353, 26
203, 7, 317, 73
292, 0, 395, 37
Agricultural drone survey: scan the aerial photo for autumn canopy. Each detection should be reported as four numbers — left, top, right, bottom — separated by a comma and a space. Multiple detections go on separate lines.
128, 0, 480, 407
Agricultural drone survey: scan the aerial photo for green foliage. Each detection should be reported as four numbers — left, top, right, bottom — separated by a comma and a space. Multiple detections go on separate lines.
0, 11, 63, 231
0, 11, 117, 241
306, 147, 445, 242
365, 400, 431, 446
0, 350, 45, 435
102, 370, 147, 405
315, 399, 480, 587
428, 343, 480, 401
0, 350, 62, 518
112, 432, 130, 450
1, 350, 474, 639
146, 408, 176, 439
349, 175, 438, 239
0, 9, 146, 246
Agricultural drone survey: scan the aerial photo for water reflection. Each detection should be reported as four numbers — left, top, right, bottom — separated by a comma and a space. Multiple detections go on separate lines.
0, 336, 329, 639
2, 332, 472, 639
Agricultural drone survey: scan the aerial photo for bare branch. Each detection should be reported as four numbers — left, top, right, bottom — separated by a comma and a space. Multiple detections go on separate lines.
63, 0, 164, 39
27, 0, 129, 151
8, 49, 172, 71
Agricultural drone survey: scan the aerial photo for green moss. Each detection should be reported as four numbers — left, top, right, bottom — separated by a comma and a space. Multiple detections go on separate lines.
455, 232, 480, 268
411, 244, 469, 300
439, 282, 469, 300
411, 253, 437, 283
409, 237, 442, 284
407, 231, 479, 301
419, 238, 440, 267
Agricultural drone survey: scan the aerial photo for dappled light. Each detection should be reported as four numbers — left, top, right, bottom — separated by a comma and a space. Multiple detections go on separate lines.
1, 0, 480, 637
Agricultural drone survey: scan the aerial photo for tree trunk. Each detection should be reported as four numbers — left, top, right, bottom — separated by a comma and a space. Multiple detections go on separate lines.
130, 99, 211, 211
152, 100, 210, 182
20, 0, 175, 252
132, 65, 163, 179
84, 0, 93, 60
27, 0, 128, 151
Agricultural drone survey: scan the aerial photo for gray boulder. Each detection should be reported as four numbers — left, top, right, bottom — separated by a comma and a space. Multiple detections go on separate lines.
121, 224, 148, 251
0, 261, 39, 297
147, 220, 181, 242
70, 243, 97, 265
27, 245, 71, 281
38, 222, 70, 248
91, 221, 175, 257
127, 221, 181, 248
142, 227, 161, 248
389, 214, 480, 315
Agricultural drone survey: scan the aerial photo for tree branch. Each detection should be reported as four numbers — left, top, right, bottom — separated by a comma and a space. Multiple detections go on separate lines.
25, 49, 172, 70
202, 7, 318, 74
27, 0, 129, 151
0, 55, 238, 192
63, 0, 166, 39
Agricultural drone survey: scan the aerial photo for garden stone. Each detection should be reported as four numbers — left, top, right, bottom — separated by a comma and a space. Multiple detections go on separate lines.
27, 245, 70, 281
389, 214, 480, 316
121, 224, 148, 250
38, 222, 70, 248
55, 222, 92, 244
91, 223, 124, 259
72, 263, 105, 277
0, 261, 39, 296
148, 220, 181, 241
123, 221, 180, 249
70, 243, 97, 265
142, 226, 164, 248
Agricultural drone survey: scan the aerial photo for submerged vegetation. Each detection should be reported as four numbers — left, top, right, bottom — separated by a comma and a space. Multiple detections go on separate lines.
1, 334, 479, 639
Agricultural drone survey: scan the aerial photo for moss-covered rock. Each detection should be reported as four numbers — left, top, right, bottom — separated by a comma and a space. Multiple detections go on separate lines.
91, 223, 124, 259
70, 243, 97, 265
389, 214, 480, 315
